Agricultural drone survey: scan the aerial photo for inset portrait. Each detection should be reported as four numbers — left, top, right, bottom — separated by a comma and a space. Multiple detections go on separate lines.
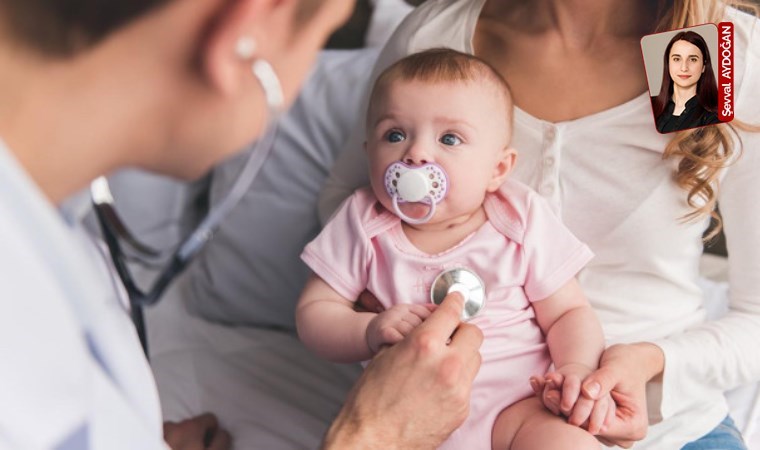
641, 24, 724, 134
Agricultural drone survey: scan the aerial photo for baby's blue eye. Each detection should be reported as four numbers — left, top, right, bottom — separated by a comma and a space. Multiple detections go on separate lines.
440, 134, 461, 146
386, 131, 406, 143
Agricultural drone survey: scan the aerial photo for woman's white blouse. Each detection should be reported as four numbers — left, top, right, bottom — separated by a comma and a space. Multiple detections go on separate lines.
0, 140, 166, 449
319, 1, 760, 448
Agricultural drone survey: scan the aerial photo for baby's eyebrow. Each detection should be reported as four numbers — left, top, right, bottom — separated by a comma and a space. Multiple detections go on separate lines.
433, 117, 476, 133
372, 114, 400, 129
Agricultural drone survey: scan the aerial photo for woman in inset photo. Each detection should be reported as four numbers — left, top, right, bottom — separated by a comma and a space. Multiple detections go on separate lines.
652, 30, 720, 133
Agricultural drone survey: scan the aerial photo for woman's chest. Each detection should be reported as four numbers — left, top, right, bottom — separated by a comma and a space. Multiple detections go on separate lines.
507, 109, 706, 251
473, 27, 649, 122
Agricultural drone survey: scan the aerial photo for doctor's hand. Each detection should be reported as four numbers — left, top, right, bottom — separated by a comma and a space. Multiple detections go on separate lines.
163, 413, 231, 450
323, 293, 483, 450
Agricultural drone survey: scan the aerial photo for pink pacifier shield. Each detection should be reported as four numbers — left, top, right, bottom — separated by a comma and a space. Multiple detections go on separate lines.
384, 162, 448, 205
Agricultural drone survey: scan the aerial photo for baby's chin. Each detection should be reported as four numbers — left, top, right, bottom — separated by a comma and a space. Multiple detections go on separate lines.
397, 202, 435, 221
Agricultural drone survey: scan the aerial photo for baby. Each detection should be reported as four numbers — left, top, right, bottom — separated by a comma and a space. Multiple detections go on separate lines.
297, 49, 607, 449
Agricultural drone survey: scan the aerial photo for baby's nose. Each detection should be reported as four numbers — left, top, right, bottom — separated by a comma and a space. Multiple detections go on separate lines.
403, 144, 430, 166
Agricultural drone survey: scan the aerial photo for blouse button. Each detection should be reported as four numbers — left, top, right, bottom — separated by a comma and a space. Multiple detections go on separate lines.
545, 126, 556, 142
544, 156, 555, 167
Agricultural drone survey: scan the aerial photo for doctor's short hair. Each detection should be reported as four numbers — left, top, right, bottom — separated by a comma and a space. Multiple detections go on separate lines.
0, 0, 323, 57
367, 48, 514, 128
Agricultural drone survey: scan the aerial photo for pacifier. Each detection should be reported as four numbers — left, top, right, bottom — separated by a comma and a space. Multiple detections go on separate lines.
384, 162, 448, 224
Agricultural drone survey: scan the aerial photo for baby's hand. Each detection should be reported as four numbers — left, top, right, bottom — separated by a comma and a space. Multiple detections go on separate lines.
366, 303, 437, 354
531, 364, 616, 435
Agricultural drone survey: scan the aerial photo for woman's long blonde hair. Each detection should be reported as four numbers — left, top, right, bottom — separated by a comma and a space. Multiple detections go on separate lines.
655, 0, 759, 239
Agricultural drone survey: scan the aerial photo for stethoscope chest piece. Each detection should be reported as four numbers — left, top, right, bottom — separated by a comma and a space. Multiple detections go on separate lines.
430, 268, 486, 321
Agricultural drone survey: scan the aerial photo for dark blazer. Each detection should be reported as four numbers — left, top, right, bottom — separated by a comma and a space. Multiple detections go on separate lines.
654, 95, 720, 133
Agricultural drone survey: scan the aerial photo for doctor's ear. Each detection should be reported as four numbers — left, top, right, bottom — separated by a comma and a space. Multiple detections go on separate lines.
201, 0, 281, 95
487, 148, 517, 192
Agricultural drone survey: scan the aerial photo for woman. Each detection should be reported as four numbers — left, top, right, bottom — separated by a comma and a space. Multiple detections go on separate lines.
652, 31, 721, 133
0, 0, 483, 448
320, 0, 760, 448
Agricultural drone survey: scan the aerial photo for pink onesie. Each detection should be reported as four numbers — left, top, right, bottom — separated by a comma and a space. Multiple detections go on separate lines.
302, 179, 593, 450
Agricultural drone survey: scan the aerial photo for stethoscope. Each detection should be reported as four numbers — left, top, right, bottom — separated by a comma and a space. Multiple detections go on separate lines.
430, 268, 486, 321
91, 58, 285, 355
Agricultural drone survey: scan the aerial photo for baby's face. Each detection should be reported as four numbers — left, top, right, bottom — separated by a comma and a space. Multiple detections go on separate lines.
366, 79, 514, 226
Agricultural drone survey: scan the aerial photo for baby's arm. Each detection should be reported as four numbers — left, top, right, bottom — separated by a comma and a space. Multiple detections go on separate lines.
296, 274, 434, 362
297, 274, 376, 362
532, 278, 607, 426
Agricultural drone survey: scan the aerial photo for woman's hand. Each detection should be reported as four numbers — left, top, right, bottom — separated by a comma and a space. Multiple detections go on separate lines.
163, 413, 231, 450
532, 363, 616, 434
531, 343, 663, 448
366, 303, 436, 353
323, 293, 484, 449
581, 343, 663, 448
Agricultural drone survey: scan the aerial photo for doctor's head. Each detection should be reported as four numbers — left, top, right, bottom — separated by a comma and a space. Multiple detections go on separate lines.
652, 30, 718, 118
0, 0, 353, 180
364, 49, 517, 227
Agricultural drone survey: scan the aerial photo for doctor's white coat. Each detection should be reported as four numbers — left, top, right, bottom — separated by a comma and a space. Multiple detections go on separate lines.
0, 140, 166, 449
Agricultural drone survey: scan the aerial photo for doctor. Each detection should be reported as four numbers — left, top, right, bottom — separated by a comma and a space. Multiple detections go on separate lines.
0, 0, 483, 448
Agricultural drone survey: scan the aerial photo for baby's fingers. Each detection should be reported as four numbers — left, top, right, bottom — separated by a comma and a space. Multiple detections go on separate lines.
559, 374, 581, 416
375, 326, 405, 349
542, 372, 564, 415
543, 389, 562, 416
408, 304, 436, 320
544, 371, 564, 390
529, 375, 546, 395
393, 320, 418, 338
567, 396, 594, 427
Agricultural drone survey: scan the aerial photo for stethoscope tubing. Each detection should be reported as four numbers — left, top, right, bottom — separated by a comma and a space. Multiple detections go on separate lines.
91, 58, 284, 356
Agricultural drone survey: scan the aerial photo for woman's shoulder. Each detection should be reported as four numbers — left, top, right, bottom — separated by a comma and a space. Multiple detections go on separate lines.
385, 0, 484, 55
400, 0, 483, 26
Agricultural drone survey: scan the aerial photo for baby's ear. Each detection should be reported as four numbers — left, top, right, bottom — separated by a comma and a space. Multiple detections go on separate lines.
487, 148, 517, 192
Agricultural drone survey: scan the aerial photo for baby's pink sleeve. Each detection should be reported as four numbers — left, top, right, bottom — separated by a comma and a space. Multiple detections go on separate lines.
301, 192, 371, 302
522, 195, 594, 302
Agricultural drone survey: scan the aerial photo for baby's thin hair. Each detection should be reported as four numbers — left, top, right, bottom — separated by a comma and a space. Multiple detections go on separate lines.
368, 48, 514, 126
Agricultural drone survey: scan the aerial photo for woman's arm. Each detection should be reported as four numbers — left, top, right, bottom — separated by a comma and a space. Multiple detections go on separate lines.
581, 20, 760, 444
577, 132, 760, 445
578, 94, 760, 449
650, 127, 760, 419
296, 274, 376, 362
